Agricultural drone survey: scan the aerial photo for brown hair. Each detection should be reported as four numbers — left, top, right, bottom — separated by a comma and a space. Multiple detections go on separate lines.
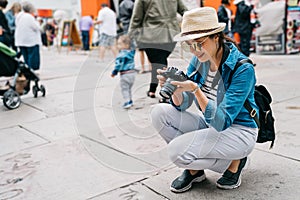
208, 32, 240, 58
11, 2, 22, 14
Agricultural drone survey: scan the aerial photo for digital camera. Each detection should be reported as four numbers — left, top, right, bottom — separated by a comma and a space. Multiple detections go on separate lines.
159, 67, 188, 99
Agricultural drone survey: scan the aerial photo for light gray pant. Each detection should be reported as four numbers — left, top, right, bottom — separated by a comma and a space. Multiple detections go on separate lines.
151, 104, 258, 173
120, 72, 136, 102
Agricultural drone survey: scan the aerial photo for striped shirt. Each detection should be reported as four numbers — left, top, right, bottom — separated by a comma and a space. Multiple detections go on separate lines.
201, 69, 219, 101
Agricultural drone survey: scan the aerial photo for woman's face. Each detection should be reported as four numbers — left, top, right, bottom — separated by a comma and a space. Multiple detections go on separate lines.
182, 35, 218, 62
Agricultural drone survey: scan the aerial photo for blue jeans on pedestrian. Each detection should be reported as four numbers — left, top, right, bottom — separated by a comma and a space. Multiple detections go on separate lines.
81, 31, 90, 50
19, 45, 40, 70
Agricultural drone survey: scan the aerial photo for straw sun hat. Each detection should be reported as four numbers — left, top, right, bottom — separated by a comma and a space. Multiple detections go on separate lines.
174, 7, 226, 42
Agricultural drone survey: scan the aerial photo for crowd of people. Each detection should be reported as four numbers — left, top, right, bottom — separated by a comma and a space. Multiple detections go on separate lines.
0, 0, 59, 71
0, 0, 260, 194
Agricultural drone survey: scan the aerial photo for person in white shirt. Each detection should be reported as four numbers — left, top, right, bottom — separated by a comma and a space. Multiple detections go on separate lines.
15, 1, 41, 70
94, 3, 118, 61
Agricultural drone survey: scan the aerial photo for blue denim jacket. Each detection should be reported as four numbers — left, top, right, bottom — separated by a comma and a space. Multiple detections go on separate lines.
112, 49, 135, 76
171, 43, 259, 131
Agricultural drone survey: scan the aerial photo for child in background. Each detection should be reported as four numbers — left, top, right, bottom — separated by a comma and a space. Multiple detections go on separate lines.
111, 35, 136, 109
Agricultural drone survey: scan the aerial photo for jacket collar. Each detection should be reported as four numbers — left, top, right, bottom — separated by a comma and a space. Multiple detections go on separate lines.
223, 42, 245, 70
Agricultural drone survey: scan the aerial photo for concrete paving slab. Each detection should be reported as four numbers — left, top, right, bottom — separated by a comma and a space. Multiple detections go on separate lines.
93, 81, 158, 109
94, 102, 156, 130
89, 182, 166, 200
0, 126, 48, 156
0, 138, 146, 200
255, 117, 300, 160
272, 97, 300, 117
80, 136, 158, 174
20, 113, 77, 142
93, 123, 170, 169
142, 149, 300, 200
0, 104, 46, 129
39, 49, 88, 79
21, 92, 73, 117
37, 76, 76, 96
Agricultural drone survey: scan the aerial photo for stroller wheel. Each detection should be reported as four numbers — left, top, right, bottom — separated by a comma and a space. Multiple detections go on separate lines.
40, 85, 46, 97
3, 89, 21, 110
32, 85, 38, 98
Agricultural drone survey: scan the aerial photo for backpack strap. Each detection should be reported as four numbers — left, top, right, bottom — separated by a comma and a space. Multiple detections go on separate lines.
230, 59, 260, 128
244, 99, 260, 127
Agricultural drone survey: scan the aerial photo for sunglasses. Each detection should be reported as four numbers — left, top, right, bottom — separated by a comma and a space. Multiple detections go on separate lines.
181, 37, 208, 52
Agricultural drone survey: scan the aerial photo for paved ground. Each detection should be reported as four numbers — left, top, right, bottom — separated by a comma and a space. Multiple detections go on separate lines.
0, 46, 299, 200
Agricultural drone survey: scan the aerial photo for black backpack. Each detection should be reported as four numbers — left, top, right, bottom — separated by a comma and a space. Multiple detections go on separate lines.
230, 59, 276, 149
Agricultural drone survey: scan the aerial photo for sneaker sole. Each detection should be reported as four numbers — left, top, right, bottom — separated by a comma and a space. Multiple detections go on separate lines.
170, 174, 206, 193
216, 176, 241, 190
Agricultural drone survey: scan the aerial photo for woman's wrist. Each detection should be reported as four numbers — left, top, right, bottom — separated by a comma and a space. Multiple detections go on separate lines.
191, 83, 199, 93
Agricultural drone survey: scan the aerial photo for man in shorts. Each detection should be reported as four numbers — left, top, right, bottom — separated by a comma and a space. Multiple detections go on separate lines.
94, 3, 118, 61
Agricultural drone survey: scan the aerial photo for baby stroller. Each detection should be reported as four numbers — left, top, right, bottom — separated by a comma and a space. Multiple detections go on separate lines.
0, 42, 46, 109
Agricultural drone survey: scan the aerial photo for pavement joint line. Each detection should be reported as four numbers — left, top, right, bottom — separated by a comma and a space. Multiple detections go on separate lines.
86, 177, 149, 200
21, 101, 45, 113
18, 125, 51, 143
25, 89, 75, 98
272, 95, 300, 105
80, 134, 159, 168
0, 125, 20, 131
40, 74, 77, 81
141, 182, 170, 200
254, 148, 300, 162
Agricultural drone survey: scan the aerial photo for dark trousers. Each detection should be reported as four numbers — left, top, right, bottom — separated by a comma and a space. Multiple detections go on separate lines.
239, 32, 252, 57
144, 43, 176, 93
81, 31, 90, 50
19, 45, 40, 70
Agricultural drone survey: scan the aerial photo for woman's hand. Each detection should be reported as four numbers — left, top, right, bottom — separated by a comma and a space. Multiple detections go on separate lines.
171, 80, 198, 94
157, 68, 167, 87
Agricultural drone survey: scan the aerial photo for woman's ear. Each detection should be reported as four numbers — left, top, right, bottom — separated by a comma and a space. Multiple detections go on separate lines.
214, 35, 219, 42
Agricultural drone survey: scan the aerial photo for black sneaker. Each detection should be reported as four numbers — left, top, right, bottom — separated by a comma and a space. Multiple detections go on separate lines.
216, 157, 247, 189
170, 170, 206, 193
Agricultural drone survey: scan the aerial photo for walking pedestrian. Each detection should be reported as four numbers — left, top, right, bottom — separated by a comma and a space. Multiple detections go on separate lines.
15, 1, 42, 70
151, 7, 258, 193
5, 2, 21, 51
128, 0, 187, 103
79, 15, 93, 51
217, 0, 233, 38
111, 35, 136, 109
118, 0, 151, 74
94, 3, 118, 61
232, 0, 254, 56
118, 0, 134, 34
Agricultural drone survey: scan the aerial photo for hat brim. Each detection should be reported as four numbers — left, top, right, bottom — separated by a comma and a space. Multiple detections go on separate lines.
173, 23, 226, 42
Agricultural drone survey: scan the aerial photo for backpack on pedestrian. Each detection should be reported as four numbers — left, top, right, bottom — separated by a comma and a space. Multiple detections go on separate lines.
230, 59, 276, 149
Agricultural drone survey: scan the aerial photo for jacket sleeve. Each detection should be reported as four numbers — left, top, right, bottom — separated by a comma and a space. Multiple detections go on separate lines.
170, 91, 194, 111
204, 63, 256, 131
238, 4, 253, 20
112, 55, 124, 76
128, 0, 145, 36
217, 6, 229, 23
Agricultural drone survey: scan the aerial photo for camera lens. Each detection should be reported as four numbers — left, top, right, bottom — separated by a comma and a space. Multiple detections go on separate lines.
159, 79, 177, 99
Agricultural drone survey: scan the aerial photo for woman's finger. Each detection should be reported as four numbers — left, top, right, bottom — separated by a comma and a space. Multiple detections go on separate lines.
157, 69, 165, 74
